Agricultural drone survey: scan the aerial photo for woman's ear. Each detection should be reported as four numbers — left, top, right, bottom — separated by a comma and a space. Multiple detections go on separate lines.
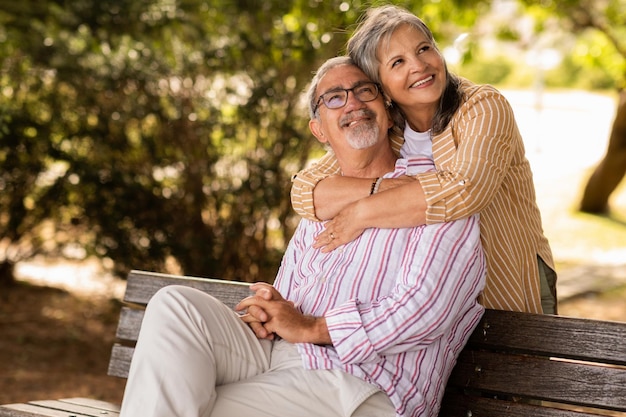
309, 118, 328, 144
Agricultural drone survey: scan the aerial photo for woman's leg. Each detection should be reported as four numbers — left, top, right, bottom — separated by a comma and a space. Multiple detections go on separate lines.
538, 256, 558, 314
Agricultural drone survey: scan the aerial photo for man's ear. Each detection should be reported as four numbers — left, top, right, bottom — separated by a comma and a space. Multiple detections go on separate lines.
382, 92, 394, 129
309, 118, 328, 144
385, 109, 394, 131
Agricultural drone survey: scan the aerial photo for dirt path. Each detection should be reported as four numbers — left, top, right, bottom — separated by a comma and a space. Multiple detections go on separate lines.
0, 282, 126, 405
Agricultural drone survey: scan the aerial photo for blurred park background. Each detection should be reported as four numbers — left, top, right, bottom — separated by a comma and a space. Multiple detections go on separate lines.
1, 0, 625, 406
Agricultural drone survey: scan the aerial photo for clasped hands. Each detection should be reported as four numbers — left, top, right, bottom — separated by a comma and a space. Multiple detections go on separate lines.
236, 283, 331, 345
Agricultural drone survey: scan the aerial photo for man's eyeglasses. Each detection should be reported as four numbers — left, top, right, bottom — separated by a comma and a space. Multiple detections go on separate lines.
313, 82, 380, 114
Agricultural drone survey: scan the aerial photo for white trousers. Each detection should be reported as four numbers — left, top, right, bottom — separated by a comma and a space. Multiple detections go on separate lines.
119, 285, 395, 417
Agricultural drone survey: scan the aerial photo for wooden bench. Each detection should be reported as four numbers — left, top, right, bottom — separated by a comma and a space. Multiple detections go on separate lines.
1, 269, 625, 417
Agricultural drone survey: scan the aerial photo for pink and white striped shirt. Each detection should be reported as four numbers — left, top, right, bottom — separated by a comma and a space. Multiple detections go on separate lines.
274, 156, 486, 417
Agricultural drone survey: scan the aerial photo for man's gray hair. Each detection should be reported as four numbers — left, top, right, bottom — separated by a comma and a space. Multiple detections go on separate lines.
306, 56, 356, 120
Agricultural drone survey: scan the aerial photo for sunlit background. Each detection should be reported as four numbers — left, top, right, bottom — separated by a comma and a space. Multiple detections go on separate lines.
15, 87, 626, 318
2, 0, 626, 407
11, 0, 626, 320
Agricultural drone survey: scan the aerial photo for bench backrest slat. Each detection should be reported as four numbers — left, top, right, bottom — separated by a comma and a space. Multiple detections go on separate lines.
108, 345, 134, 379
449, 350, 626, 411
124, 270, 251, 309
114, 307, 144, 341
108, 270, 252, 379
469, 309, 626, 365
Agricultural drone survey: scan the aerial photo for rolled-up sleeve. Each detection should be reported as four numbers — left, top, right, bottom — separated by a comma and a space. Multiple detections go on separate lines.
290, 151, 341, 221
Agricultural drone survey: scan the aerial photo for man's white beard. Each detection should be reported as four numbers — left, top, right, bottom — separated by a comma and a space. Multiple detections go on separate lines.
346, 121, 380, 150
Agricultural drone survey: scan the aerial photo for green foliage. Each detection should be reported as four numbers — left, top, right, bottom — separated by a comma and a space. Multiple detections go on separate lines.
518, 0, 626, 86
0, 0, 488, 283
452, 53, 516, 86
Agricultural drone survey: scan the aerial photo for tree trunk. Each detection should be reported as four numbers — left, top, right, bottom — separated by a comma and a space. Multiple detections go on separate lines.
0, 261, 16, 288
579, 89, 626, 214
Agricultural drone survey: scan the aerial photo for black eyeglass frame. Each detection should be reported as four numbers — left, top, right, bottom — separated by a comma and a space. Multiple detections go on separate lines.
313, 82, 380, 114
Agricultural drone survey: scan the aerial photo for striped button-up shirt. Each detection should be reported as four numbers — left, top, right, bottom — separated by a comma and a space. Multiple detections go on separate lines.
290, 78, 554, 313
276, 156, 486, 417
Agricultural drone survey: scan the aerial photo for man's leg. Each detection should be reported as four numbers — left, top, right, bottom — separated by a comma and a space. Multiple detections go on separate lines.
351, 391, 396, 417
210, 340, 394, 417
119, 285, 272, 417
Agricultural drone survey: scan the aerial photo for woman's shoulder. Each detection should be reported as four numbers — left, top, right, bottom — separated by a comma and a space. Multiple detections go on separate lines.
455, 77, 513, 119
447, 77, 515, 127
458, 77, 505, 100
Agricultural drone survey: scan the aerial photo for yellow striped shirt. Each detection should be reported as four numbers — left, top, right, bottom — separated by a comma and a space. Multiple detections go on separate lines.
290, 78, 554, 313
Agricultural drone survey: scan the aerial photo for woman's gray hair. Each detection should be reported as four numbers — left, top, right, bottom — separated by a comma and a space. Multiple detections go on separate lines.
346, 5, 463, 135
306, 56, 356, 120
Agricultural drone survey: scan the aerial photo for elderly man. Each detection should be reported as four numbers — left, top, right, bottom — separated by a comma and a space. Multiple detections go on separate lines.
119, 56, 485, 417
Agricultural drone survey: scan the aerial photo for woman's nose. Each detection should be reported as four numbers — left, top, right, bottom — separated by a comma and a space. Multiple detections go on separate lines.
409, 55, 427, 72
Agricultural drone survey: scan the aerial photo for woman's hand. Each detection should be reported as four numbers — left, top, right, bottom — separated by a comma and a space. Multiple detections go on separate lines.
313, 176, 424, 252
313, 200, 367, 252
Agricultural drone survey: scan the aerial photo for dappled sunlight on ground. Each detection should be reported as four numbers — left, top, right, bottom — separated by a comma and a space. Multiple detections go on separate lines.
15, 257, 125, 300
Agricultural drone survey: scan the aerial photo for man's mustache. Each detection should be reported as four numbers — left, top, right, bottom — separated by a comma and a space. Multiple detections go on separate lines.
340, 109, 376, 127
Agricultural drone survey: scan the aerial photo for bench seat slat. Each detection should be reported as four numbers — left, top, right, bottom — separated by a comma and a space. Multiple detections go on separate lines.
56, 398, 119, 413
0, 403, 90, 417
26, 400, 119, 417
470, 310, 626, 365
449, 350, 626, 411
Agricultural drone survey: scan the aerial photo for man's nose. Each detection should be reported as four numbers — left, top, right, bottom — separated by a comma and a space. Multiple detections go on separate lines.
344, 90, 368, 111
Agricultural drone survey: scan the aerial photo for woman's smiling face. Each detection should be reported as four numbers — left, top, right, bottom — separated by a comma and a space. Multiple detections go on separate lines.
377, 24, 446, 131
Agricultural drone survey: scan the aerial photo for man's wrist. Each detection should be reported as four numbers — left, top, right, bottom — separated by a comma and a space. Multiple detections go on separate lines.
307, 316, 331, 345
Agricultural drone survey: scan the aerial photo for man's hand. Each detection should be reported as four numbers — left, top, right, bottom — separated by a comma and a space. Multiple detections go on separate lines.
236, 283, 331, 345
236, 283, 282, 340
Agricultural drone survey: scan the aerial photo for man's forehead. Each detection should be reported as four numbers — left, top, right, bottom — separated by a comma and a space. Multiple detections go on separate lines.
318, 65, 371, 91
